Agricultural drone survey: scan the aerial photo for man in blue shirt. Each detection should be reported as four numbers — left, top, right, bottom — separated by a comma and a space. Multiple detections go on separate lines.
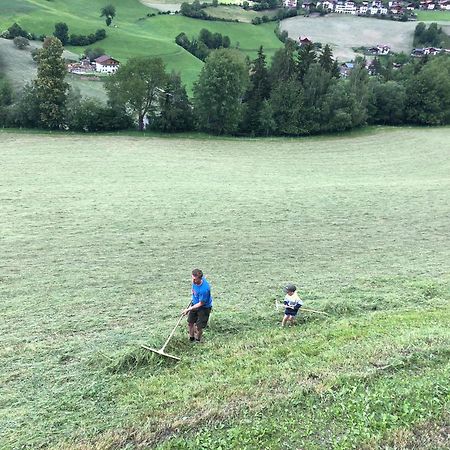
182, 269, 212, 343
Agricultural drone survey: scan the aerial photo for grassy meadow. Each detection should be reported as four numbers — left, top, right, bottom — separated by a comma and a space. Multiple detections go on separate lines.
416, 10, 450, 21
280, 14, 450, 60
1, 127, 449, 449
0, 0, 282, 90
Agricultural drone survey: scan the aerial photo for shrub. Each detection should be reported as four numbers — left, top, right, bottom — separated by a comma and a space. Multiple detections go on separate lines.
66, 98, 133, 132
69, 29, 106, 46
4, 22, 33, 40
13, 36, 30, 49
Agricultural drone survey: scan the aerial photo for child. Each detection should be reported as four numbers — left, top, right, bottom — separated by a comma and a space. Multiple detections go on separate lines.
281, 284, 303, 327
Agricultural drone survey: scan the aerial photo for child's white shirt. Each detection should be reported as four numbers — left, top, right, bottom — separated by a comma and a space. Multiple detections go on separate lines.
284, 292, 303, 308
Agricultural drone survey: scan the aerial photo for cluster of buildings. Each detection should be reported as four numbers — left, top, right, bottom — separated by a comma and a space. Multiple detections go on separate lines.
283, 0, 450, 14
411, 46, 450, 56
67, 55, 120, 75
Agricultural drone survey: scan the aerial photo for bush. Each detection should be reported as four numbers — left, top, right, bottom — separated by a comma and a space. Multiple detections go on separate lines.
13, 36, 30, 49
66, 98, 133, 132
3, 22, 33, 40
69, 29, 106, 46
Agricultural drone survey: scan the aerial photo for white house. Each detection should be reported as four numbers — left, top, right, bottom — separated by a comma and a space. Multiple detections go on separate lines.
94, 55, 120, 74
283, 0, 297, 8
359, 1, 369, 13
322, 0, 336, 10
335, 0, 357, 13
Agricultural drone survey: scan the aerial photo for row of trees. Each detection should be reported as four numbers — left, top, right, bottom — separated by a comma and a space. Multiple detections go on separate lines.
53, 22, 106, 46
1, 21, 106, 46
175, 28, 231, 61
1, 37, 450, 134
413, 22, 450, 48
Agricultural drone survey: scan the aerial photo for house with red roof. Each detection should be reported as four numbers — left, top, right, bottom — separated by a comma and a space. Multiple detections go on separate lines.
94, 55, 120, 74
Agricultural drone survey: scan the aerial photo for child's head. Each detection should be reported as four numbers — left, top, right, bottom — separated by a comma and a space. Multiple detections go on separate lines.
283, 284, 297, 295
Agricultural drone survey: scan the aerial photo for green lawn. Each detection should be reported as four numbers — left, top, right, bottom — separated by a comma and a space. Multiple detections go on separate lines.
1, 127, 449, 449
416, 10, 450, 21
0, 0, 282, 90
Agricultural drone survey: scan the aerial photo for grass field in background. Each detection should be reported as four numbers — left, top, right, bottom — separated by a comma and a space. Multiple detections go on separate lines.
1, 127, 449, 449
280, 14, 450, 61
416, 10, 450, 21
280, 15, 419, 60
0, 0, 282, 90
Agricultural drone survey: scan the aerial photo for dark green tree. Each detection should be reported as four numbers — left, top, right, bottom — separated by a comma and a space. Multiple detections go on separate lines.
53, 22, 69, 45
369, 80, 406, 125
269, 78, 306, 135
199, 28, 213, 47
269, 40, 297, 82
318, 44, 334, 73
301, 63, 333, 133
321, 83, 357, 132
154, 72, 193, 132
6, 23, 31, 39
405, 57, 450, 125
348, 61, 370, 127
101, 4, 116, 26
193, 48, 249, 134
0, 76, 14, 126
297, 42, 316, 83
413, 22, 426, 46
241, 46, 271, 135
105, 57, 168, 130
33, 37, 69, 129
258, 99, 276, 136
370, 57, 383, 76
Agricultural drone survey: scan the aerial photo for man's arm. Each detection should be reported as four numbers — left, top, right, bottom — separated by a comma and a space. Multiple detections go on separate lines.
182, 301, 204, 316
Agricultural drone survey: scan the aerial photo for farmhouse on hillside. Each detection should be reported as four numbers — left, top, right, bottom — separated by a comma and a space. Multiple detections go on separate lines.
368, 44, 390, 55
94, 55, 120, 74
299, 36, 313, 45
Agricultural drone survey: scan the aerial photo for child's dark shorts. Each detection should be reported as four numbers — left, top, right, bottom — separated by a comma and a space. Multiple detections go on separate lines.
284, 308, 299, 317
187, 307, 211, 329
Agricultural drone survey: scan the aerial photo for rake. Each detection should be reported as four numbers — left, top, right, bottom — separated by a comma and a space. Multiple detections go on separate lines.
141, 313, 185, 361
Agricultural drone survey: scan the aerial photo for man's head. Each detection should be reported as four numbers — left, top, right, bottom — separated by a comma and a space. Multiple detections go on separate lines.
192, 269, 203, 285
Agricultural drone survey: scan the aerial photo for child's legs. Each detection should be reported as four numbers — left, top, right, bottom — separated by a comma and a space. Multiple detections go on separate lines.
282, 314, 289, 326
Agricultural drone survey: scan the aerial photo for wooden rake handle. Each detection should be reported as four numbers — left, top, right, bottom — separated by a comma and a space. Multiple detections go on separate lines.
160, 313, 186, 352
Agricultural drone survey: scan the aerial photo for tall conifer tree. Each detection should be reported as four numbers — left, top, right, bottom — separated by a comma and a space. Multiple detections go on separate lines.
242, 46, 271, 135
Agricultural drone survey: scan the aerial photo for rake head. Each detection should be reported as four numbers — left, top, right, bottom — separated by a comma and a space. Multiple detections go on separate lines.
141, 344, 181, 361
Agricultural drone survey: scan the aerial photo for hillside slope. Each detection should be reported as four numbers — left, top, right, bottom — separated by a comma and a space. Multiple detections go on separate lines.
0, 38, 107, 100
0, 0, 282, 89
1, 127, 449, 449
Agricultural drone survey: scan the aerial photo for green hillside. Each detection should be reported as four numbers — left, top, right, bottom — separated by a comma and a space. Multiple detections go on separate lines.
0, 0, 282, 89
1, 127, 449, 449
0, 38, 108, 101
